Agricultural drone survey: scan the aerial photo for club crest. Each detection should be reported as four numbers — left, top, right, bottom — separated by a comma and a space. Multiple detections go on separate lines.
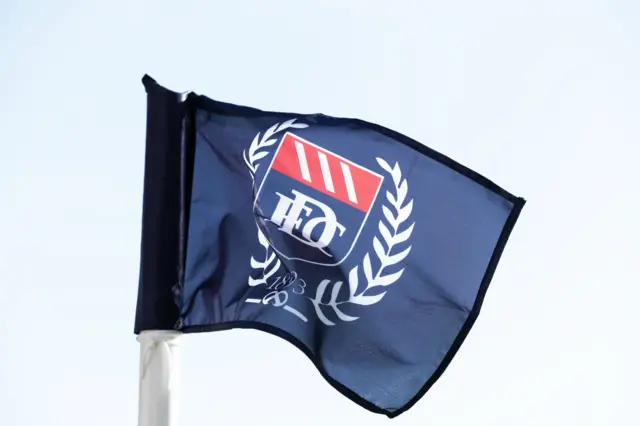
253, 132, 383, 266
243, 119, 415, 326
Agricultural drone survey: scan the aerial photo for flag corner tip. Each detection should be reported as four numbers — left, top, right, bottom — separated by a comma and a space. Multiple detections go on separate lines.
141, 74, 157, 88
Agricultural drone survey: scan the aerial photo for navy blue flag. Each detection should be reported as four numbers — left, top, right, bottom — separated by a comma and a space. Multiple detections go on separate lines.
135, 75, 525, 418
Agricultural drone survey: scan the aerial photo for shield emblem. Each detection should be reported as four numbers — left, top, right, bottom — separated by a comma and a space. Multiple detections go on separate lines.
253, 132, 383, 266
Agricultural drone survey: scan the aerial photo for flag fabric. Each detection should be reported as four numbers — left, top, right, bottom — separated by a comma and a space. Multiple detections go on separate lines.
134, 75, 526, 418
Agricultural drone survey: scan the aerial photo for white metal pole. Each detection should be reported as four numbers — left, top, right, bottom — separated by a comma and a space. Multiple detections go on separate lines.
137, 330, 183, 426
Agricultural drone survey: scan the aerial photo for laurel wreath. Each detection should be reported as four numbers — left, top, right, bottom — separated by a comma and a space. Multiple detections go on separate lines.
243, 121, 414, 326
243, 119, 307, 286
309, 158, 414, 325
243, 118, 308, 178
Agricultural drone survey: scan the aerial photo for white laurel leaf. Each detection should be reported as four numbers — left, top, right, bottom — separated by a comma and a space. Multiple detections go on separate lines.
382, 205, 396, 229
332, 305, 359, 322
373, 237, 387, 265
289, 123, 309, 129
371, 269, 404, 287
397, 179, 408, 204
330, 281, 343, 304
263, 123, 279, 142
260, 138, 278, 148
378, 222, 393, 247
250, 257, 265, 269
248, 276, 266, 287
393, 222, 415, 245
264, 251, 277, 268
265, 259, 281, 280
310, 297, 335, 326
376, 157, 393, 174
243, 151, 254, 173
351, 292, 386, 306
348, 266, 359, 297
385, 191, 398, 208
249, 253, 280, 281
251, 151, 270, 162
277, 118, 297, 132
363, 253, 374, 283
387, 246, 411, 265
315, 279, 331, 303
248, 133, 261, 157
397, 199, 413, 224
391, 162, 401, 186
257, 229, 269, 248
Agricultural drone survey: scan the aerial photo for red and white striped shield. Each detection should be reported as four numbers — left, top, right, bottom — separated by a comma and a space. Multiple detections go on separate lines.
254, 132, 384, 266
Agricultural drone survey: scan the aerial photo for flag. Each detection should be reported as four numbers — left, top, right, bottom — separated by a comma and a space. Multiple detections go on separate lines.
134, 75, 525, 418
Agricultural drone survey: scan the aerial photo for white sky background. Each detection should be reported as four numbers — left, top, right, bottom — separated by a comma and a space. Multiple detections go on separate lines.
1, 0, 639, 425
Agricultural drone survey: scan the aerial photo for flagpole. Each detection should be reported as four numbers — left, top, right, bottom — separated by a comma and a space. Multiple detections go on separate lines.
137, 330, 183, 426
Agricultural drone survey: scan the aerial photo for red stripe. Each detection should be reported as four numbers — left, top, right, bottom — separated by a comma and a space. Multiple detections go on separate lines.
326, 152, 350, 205
305, 143, 323, 187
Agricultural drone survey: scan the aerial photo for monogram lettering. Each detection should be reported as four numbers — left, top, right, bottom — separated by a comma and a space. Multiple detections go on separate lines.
270, 189, 346, 256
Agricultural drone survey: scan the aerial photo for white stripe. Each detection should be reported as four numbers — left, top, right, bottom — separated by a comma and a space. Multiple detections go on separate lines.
340, 162, 358, 204
245, 298, 262, 304
316, 152, 335, 192
294, 141, 312, 182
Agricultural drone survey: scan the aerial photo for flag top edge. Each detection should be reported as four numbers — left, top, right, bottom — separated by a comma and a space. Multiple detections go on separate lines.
185, 88, 525, 206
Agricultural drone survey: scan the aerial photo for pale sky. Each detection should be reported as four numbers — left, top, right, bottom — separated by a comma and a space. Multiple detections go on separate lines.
1, 1, 639, 425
